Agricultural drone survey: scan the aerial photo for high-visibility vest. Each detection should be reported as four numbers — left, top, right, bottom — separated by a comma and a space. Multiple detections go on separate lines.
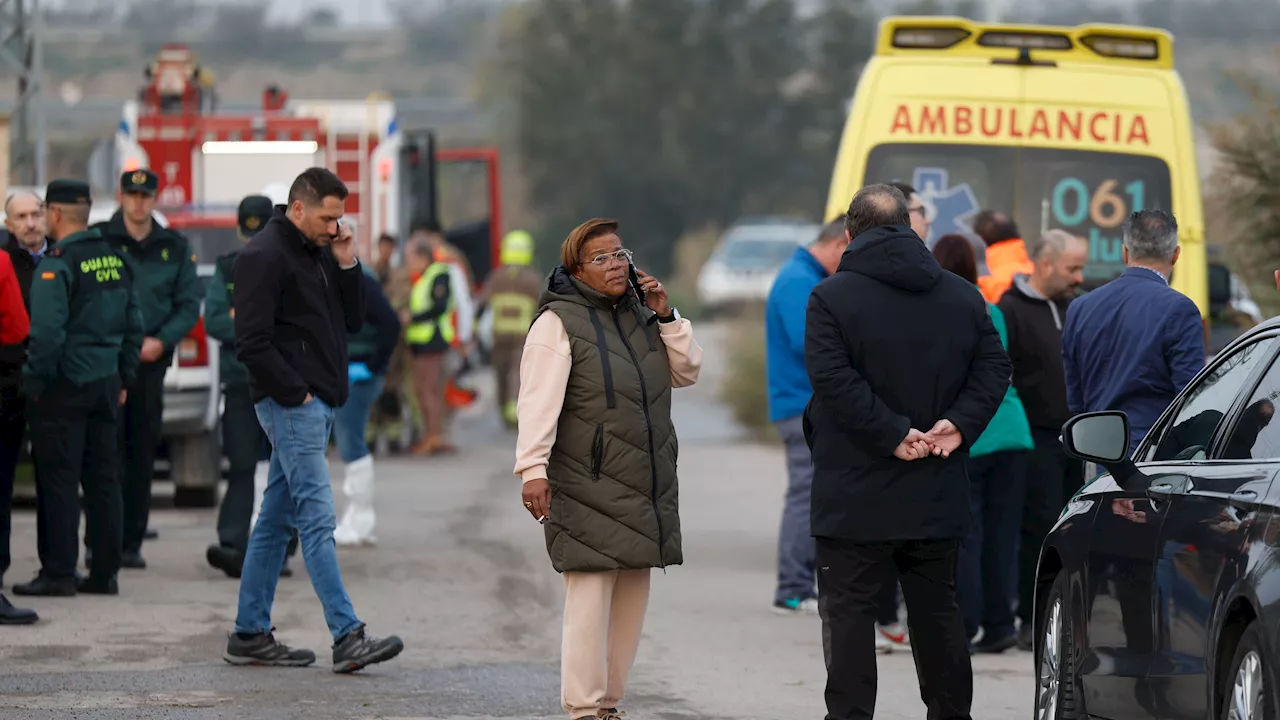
406, 261, 455, 347
490, 291, 536, 336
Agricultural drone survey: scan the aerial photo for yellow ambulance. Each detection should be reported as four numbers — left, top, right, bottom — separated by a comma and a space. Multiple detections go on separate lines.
825, 17, 1209, 317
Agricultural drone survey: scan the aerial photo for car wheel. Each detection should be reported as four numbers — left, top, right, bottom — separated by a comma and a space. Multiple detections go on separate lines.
169, 433, 220, 508
1222, 620, 1276, 720
1038, 572, 1085, 719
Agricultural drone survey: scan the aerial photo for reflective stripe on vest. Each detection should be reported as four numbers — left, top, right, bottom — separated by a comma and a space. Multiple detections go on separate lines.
406, 262, 455, 346
490, 292, 536, 336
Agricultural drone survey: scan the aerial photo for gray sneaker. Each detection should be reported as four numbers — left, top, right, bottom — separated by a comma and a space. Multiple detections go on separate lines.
332, 624, 404, 673
223, 630, 316, 667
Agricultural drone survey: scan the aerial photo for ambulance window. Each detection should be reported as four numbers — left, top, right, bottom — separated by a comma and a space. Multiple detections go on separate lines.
863, 144, 1171, 289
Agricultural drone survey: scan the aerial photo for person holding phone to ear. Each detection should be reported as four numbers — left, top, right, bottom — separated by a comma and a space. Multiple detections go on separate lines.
514, 218, 703, 720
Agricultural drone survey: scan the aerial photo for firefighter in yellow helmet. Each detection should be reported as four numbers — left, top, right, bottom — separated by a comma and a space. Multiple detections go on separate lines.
477, 229, 542, 429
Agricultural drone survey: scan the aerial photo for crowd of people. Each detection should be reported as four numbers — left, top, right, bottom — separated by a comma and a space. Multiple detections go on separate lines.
0, 160, 1215, 716
761, 183, 1207, 718
0, 168, 543, 635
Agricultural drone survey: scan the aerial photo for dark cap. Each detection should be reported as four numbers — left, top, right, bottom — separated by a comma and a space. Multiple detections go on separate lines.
120, 169, 158, 195
44, 179, 92, 205
238, 195, 273, 235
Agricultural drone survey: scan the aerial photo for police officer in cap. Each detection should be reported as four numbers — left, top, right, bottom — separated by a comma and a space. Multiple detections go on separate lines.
204, 195, 295, 578
93, 169, 201, 569
12, 180, 144, 597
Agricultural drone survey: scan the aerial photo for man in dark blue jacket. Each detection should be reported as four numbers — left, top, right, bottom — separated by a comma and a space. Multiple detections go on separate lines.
1062, 209, 1205, 454
331, 267, 400, 546
765, 218, 846, 616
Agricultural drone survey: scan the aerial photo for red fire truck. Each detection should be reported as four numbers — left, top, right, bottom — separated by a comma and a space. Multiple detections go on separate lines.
112, 44, 503, 505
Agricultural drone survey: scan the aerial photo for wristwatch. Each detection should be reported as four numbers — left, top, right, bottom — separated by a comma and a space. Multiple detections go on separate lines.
658, 308, 680, 324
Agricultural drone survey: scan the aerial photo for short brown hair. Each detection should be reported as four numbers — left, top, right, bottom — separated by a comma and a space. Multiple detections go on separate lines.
932, 233, 978, 285
561, 218, 620, 273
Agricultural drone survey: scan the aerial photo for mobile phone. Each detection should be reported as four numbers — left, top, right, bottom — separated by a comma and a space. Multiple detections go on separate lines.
628, 262, 645, 303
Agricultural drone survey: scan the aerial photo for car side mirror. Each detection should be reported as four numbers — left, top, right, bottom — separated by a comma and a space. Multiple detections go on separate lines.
1061, 411, 1144, 487
1062, 411, 1130, 464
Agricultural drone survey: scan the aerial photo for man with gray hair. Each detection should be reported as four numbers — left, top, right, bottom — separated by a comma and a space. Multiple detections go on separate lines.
764, 217, 849, 618
998, 228, 1087, 649
1062, 209, 1205, 454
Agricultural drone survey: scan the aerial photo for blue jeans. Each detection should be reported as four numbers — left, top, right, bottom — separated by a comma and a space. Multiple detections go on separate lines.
958, 450, 1028, 641
332, 376, 385, 463
236, 396, 362, 641
775, 416, 816, 603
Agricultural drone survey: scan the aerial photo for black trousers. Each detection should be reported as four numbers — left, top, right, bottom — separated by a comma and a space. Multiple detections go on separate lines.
0, 378, 26, 582
1017, 428, 1084, 625
121, 361, 166, 554
31, 375, 123, 581
817, 537, 973, 720
217, 384, 265, 552
215, 384, 296, 558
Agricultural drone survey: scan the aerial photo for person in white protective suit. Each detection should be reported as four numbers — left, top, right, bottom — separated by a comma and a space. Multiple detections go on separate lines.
330, 264, 402, 545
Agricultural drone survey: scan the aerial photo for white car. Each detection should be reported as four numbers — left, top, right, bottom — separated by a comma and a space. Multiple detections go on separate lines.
697, 219, 819, 314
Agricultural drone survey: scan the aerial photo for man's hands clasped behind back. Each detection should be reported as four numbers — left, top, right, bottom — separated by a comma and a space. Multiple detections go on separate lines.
893, 419, 964, 461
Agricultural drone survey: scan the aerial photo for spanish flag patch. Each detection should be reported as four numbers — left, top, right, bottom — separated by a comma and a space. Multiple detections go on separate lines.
40, 272, 54, 280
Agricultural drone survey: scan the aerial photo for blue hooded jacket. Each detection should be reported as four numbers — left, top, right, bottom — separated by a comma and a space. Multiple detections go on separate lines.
766, 246, 828, 422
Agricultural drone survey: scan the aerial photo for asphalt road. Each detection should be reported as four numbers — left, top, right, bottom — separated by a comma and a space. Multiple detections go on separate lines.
0, 323, 1035, 719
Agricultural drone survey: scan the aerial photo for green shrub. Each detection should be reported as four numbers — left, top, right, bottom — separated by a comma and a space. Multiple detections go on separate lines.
718, 304, 778, 442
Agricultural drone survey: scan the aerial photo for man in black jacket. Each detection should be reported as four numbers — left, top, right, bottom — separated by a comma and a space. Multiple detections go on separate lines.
997, 228, 1087, 650
805, 184, 1011, 720
226, 167, 404, 674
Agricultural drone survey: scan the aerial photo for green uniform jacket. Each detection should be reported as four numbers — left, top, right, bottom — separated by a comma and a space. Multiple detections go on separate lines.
970, 300, 1035, 457
538, 267, 681, 573
205, 251, 248, 388
23, 228, 145, 398
93, 212, 201, 354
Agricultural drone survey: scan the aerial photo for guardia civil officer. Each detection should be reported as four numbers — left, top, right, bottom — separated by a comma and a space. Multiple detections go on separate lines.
204, 195, 297, 578
94, 169, 201, 569
11, 180, 144, 597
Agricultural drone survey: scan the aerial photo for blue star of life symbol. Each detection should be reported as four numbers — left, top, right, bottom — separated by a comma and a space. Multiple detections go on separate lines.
912, 167, 980, 247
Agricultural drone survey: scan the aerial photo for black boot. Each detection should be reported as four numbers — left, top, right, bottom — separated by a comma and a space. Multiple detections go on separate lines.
76, 575, 119, 595
0, 594, 38, 624
12, 574, 75, 597
206, 545, 245, 579
121, 551, 146, 569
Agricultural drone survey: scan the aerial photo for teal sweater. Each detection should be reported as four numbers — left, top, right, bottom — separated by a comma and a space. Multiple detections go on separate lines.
971, 300, 1035, 457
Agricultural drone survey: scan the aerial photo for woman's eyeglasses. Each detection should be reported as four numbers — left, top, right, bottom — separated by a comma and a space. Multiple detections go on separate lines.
583, 248, 633, 267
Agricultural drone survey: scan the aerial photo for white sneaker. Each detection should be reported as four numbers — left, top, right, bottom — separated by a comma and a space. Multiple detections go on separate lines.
772, 597, 819, 615
875, 629, 894, 654
877, 621, 911, 648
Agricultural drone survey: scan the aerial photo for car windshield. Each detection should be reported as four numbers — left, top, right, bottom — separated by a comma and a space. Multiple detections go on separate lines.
865, 144, 1173, 290
177, 225, 242, 264
716, 228, 810, 271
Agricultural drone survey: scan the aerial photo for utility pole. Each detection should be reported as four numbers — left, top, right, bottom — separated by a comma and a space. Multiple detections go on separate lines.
0, 0, 45, 187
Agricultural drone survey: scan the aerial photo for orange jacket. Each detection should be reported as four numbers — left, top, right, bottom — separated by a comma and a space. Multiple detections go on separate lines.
978, 239, 1034, 304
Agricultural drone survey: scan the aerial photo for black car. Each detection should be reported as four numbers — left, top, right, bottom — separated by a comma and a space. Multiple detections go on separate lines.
1037, 318, 1280, 720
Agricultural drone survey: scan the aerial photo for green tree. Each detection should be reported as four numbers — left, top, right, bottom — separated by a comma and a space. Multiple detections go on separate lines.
1208, 80, 1280, 316
490, 0, 860, 275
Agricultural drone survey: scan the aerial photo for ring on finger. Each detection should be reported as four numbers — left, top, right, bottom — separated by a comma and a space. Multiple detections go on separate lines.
524, 501, 533, 508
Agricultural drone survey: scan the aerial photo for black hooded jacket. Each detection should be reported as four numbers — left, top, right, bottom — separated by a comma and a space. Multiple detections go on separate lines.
233, 208, 365, 408
803, 225, 1011, 541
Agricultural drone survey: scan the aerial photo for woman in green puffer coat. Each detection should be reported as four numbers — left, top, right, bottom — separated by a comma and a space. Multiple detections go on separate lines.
933, 233, 1034, 653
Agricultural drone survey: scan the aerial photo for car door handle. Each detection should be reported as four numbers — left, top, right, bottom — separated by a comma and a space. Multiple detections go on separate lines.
1147, 482, 1178, 499
1192, 490, 1259, 509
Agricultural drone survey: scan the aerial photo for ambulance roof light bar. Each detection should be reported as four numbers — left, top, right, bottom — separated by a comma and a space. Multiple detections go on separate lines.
891, 27, 969, 49
1081, 34, 1159, 60
978, 31, 1072, 51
